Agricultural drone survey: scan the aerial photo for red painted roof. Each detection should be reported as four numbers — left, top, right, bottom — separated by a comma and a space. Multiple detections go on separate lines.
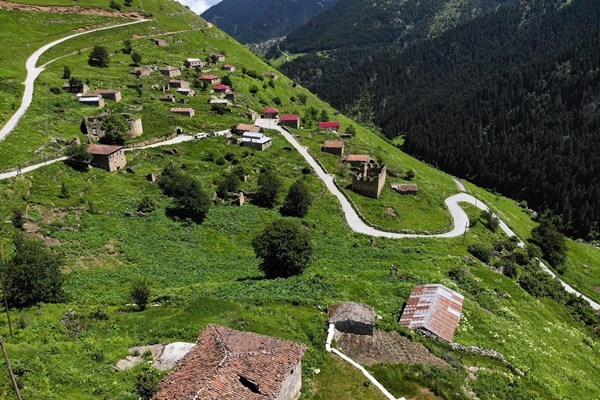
88, 144, 123, 155
153, 324, 306, 400
213, 84, 230, 90
263, 107, 279, 114
200, 74, 220, 80
346, 154, 371, 162
319, 121, 340, 129
323, 140, 344, 149
279, 114, 299, 121
399, 284, 464, 342
223, 64, 235, 69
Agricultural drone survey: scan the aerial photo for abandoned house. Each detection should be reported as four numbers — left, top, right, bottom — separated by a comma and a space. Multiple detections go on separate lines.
152, 324, 306, 400
171, 107, 195, 117
263, 72, 278, 80
168, 80, 190, 89
88, 144, 126, 172
224, 89, 236, 101
350, 159, 387, 199
159, 66, 181, 78
93, 89, 121, 102
82, 114, 143, 140
63, 82, 89, 94
78, 96, 104, 108
328, 301, 375, 336
391, 183, 418, 194
344, 154, 371, 168
151, 38, 168, 47
399, 284, 464, 342
176, 88, 195, 96
223, 64, 235, 72
240, 132, 272, 151
322, 140, 344, 156
279, 114, 301, 129
129, 67, 152, 78
210, 53, 226, 62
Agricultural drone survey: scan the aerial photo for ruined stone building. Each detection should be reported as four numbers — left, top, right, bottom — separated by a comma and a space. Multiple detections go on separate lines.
88, 144, 126, 172
83, 114, 143, 140
328, 302, 375, 336
348, 158, 387, 199
153, 324, 306, 400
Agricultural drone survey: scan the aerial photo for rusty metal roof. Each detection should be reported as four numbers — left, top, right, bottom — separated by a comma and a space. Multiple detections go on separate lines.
399, 284, 464, 342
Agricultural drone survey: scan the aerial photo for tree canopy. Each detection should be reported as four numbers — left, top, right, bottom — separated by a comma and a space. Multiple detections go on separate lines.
281, 179, 312, 218
256, 169, 282, 208
530, 218, 567, 269
159, 167, 211, 223
251, 218, 312, 278
100, 114, 129, 145
88, 45, 110, 68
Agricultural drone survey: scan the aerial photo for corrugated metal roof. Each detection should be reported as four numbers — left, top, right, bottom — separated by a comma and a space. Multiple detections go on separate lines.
399, 284, 464, 342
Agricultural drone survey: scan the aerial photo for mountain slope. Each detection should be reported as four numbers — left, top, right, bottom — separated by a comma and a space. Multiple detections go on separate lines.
201, 0, 338, 44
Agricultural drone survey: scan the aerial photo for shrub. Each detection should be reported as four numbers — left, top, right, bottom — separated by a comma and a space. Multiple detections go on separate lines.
11, 208, 25, 229
159, 168, 211, 223
50, 87, 61, 95
481, 209, 499, 232
100, 114, 128, 145
88, 46, 109, 68
256, 169, 282, 208
62, 65, 71, 79
134, 364, 162, 400
530, 218, 567, 269
137, 196, 156, 213
216, 172, 241, 198
60, 182, 70, 199
109, 0, 121, 10
281, 179, 312, 218
131, 52, 142, 66
122, 39, 132, 54
130, 275, 151, 311
467, 243, 493, 263
249, 85, 259, 94
251, 218, 313, 278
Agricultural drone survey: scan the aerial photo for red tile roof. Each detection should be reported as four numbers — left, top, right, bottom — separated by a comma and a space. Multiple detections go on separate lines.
263, 107, 279, 114
213, 84, 230, 90
88, 144, 123, 155
323, 140, 344, 149
153, 324, 306, 400
279, 114, 299, 121
399, 284, 464, 342
200, 74, 220, 80
346, 154, 371, 163
319, 121, 340, 129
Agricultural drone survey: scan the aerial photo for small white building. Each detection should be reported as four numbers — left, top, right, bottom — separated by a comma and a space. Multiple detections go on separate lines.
240, 132, 272, 151
185, 58, 204, 68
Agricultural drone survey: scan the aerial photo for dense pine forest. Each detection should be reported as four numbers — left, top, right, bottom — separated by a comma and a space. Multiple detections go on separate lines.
281, 0, 600, 239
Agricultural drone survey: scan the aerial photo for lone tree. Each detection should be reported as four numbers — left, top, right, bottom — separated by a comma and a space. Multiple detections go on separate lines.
131, 51, 142, 66
216, 171, 241, 198
256, 169, 282, 208
122, 39, 133, 54
530, 217, 567, 270
66, 142, 92, 169
62, 65, 71, 79
1, 233, 65, 308
251, 218, 312, 278
159, 167, 211, 223
281, 179, 312, 218
100, 114, 129, 145
88, 45, 110, 68
130, 275, 151, 311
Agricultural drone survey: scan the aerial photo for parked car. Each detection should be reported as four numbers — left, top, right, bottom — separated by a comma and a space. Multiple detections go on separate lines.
194, 133, 208, 139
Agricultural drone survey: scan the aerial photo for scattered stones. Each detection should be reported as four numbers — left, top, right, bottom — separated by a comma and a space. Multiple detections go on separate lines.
115, 342, 196, 371
60, 309, 84, 336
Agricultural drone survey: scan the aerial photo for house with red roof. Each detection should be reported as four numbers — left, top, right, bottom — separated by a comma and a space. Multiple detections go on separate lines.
278, 114, 300, 129
213, 84, 230, 93
262, 107, 279, 119
152, 324, 306, 400
223, 64, 235, 72
319, 121, 340, 130
322, 140, 344, 156
200, 74, 221, 85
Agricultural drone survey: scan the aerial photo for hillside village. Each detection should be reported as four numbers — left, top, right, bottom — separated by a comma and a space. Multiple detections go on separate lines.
0, 1, 598, 400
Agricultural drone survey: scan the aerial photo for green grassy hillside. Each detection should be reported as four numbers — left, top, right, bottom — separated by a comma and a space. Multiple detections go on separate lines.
0, 1, 598, 399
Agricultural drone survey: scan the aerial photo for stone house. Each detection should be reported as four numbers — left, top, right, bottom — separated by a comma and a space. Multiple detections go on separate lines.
83, 113, 143, 140
391, 183, 418, 194
344, 154, 371, 168
171, 107, 195, 117
151, 38, 168, 47
88, 144, 126, 172
78, 96, 104, 108
176, 88, 195, 96
328, 302, 375, 336
279, 114, 300, 129
224, 89, 236, 101
129, 67, 152, 77
235, 123, 261, 135
262, 107, 279, 119
94, 89, 121, 102
223, 64, 235, 72
168, 80, 190, 89
159, 66, 181, 78
240, 132, 272, 151
161, 94, 176, 102
200, 74, 221, 84
399, 284, 464, 342
322, 140, 344, 156
263, 72, 278, 80
152, 324, 306, 400
63, 82, 89, 94
210, 53, 226, 62
185, 58, 204, 68
350, 159, 387, 199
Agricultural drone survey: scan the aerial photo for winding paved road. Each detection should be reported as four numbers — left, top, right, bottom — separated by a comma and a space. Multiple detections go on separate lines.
0, 19, 149, 142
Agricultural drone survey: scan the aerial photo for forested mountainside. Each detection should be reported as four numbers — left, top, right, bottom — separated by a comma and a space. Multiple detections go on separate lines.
268, 0, 517, 56
201, 0, 338, 44
280, 0, 600, 239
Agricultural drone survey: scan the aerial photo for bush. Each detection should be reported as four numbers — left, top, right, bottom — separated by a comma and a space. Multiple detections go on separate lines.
109, 0, 121, 10
256, 169, 282, 208
134, 364, 162, 400
130, 275, 151, 311
216, 172, 241, 198
122, 39, 132, 54
251, 218, 312, 278
88, 46, 109, 68
530, 218, 567, 269
137, 196, 156, 213
481, 209, 499, 232
131, 52, 142, 66
62, 65, 71, 79
281, 179, 312, 218
467, 243, 493, 263
11, 208, 25, 229
249, 85, 259, 94
1, 233, 65, 308
159, 168, 211, 223
50, 87, 61, 95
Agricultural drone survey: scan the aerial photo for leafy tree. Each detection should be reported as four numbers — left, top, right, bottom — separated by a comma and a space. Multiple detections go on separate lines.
268, 79, 275, 88
123, 39, 133, 54
345, 125, 356, 137
221, 75, 232, 86
11, 208, 25, 230
251, 218, 312, 278
467, 243, 493, 263
481, 209, 499, 232
216, 171, 241, 198
100, 114, 129, 145
211, 103, 230, 115
404, 169, 415, 181
88, 45, 110, 68
256, 169, 282, 208
134, 364, 162, 400
530, 218, 567, 269
249, 85, 259, 94
131, 51, 142, 66
66, 143, 92, 166
130, 275, 150, 311
159, 168, 211, 223
319, 109, 329, 122
124, 0, 133, 6
68, 76, 84, 92
60, 182, 70, 199
137, 196, 156, 213
298, 93, 307, 104
272, 96, 282, 105
62, 65, 71, 79
281, 179, 312, 218
1, 233, 64, 308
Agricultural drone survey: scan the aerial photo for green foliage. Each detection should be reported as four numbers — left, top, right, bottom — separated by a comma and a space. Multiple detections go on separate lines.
216, 171, 241, 198
481, 209, 499, 232
249, 85, 259, 94
67, 76, 84, 92
159, 167, 211, 223
272, 96, 281, 105
109, 0, 121, 11
211, 103, 230, 115
49, 87, 61, 95
256, 169, 282, 208
531, 218, 567, 270
1, 233, 64, 308
122, 39, 132, 54
134, 364, 162, 399
131, 51, 142, 66
252, 218, 312, 278
62, 65, 71, 79
345, 124, 356, 137
404, 169, 415, 181
66, 143, 92, 167
11, 208, 25, 230
137, 196, 156, 213
281, 179, 312, 218
130, 275, 151, 311
221, 75, 232, 86
100, 114, 129, 145
88, 45, 109, 68
467, 243, 493, 263
124, 0, 133, 6
60, 182, 70, 199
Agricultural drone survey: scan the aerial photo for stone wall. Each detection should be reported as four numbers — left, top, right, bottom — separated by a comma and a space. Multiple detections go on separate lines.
275, 361, 303, 400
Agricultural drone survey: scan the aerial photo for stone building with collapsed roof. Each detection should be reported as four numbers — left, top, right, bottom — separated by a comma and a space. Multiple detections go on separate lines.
328, 301, 375, 336
399, 284, 464, 342
152, 324, 306, 400
348, 158, 387, 199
